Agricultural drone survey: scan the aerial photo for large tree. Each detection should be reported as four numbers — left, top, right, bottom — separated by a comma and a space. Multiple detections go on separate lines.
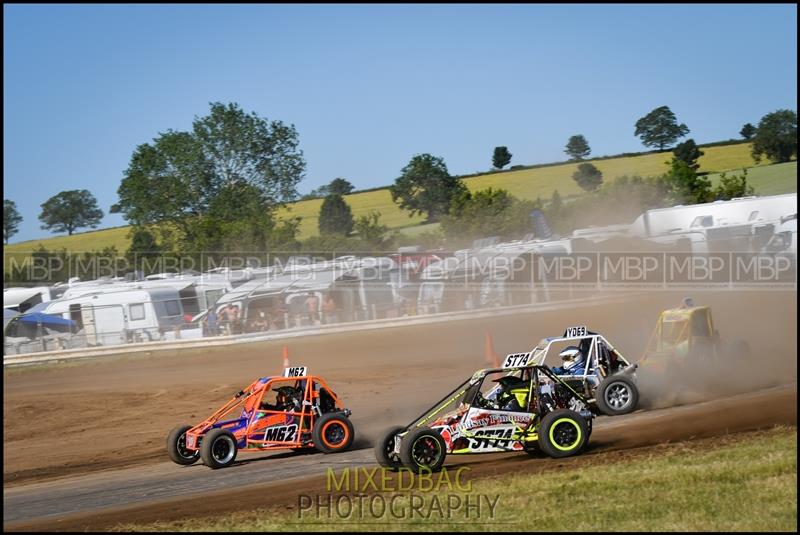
112, 102, 305, 250
441, 188, 537, 245
306, 177, 355, 199
634, 105, 690, 150
492, 146, 512, 169
672, 139, 705, 172
39, 189, 103, 235
572, 163, 603, 192
740, 123, 756, 141
389, 154, 467, 223
751, 109, 797, 163
318, 194, 354, 235
4, 199, 23, 244
564, 135, 591, 160
664, 159, 712, 205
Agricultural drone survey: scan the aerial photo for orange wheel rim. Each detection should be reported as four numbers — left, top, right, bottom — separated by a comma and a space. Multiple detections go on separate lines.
321, 420, 349, 448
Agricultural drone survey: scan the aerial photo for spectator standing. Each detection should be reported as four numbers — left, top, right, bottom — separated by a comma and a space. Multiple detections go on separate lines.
305, 293, 320, 325
231, 305, 242, 334
322, 293, 338, 324
206, 307, 219, 336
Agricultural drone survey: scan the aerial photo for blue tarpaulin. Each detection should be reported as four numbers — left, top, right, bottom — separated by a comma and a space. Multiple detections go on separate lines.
18, 312, 76, 328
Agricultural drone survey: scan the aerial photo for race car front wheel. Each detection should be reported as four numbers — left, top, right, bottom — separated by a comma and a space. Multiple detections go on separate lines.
167, 424, 200, 465
200, 429, 238, 469
374, 426, 405, 470
596, 374, 639, 415
538, 409, 589, 459
399, 428, 447, 472
313, 412, 355, 453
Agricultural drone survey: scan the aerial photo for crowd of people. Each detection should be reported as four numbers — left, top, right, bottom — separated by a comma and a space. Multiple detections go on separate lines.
200, 292, 342, 337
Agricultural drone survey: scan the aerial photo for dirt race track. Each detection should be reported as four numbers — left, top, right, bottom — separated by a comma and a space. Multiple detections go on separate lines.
3, 290, 797, 530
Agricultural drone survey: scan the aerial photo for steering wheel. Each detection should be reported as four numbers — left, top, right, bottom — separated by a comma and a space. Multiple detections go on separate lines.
475, 392, 496, 410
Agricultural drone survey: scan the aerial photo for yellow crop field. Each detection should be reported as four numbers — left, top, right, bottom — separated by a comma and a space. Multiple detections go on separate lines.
5, 142, 795, 254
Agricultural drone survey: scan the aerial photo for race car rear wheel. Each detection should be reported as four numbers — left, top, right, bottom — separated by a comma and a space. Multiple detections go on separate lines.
375, 426, 405, 470
313, 412, 355, 453
167, 424, 200, 465
596, 374, 639, 415
538, 409, 588, 459
400, 428, 447, 472
200, 429, 238, 469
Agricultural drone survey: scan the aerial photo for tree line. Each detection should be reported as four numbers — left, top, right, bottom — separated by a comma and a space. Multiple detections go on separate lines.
3, 104, 796, 253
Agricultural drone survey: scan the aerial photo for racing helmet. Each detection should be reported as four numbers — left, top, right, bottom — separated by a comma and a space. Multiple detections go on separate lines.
559, 346, 585, 372
274, 386, 298, 407
493, 376, 529, 409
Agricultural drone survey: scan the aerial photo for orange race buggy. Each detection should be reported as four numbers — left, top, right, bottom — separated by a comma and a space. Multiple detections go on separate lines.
167, 366, 354, 468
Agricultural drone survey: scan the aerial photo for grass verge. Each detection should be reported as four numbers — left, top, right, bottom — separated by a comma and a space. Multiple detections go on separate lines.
116, 426, 797, 532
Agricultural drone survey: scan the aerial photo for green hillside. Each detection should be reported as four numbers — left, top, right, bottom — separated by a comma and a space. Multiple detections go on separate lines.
4, 142, 796, 254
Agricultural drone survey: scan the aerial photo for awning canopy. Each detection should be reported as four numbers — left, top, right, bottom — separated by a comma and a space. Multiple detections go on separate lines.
17, 312, 76, 328
3, 308, 20, 330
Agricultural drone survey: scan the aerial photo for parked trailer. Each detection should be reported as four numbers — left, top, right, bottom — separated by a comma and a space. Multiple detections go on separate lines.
629, 193, 797, 238
20, 287, 185, 346
3, 286, 58, 313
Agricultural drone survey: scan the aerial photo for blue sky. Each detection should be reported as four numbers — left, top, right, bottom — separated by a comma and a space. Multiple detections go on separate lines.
3, 4, 797, 242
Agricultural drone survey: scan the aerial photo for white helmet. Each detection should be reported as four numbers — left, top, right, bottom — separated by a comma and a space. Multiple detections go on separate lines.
559, 346, 584, 371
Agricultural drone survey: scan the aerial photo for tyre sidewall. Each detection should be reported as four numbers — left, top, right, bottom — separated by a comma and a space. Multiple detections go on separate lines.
375, 426, 405, 470
167, 424, 200, 465
200, 429, 238, 469
538, 409, 588, 458
399, 428, 447, 472
313, 412, 355, 453
596, 374, 639, 415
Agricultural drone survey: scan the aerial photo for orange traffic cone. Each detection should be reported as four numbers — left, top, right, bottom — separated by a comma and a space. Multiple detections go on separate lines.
485, 330, 500, 368
282, 345, 290, 368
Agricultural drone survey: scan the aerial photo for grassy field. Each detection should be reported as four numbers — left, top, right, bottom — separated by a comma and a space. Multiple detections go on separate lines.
116, 426, 796, 532
5, 142, 796, 254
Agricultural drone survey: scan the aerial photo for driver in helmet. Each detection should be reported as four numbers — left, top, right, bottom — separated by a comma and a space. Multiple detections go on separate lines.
476, 375, 530, 411
261, 386, 301, 412
552, 345, 587, 375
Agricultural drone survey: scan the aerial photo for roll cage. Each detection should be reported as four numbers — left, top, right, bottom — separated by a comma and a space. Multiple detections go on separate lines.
526, 332, 634, 387
183, 374, 346, 451
401, 364, 591, 433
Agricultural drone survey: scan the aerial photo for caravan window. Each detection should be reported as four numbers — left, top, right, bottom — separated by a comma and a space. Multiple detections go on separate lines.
205, 289, 225, 308
691, 216, 714, 228
130, 303, 146, 321
164, 300, 182, 316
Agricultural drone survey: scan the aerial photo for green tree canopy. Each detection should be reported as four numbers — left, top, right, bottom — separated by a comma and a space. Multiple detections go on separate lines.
672, 139, 705, 172
441, 188, 535, 246
318, 194, 354, 236
4, 199, 23, 244
572, 163, 603, 192
740, 123, 756, 141
306, 177, 355, 199
327, 178, 355, 196
389, 154, 467, 223
664, 159, 712, 205
112, 102, 305, 250
751, 109, 797, 163
39, 190, 103, 235
353, 211, 393, 249
634, 105, 690, 150
549, 190, 563, 214
714, 169, 754, 201
492, 146, 512, 169
564, 135, 591, 160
